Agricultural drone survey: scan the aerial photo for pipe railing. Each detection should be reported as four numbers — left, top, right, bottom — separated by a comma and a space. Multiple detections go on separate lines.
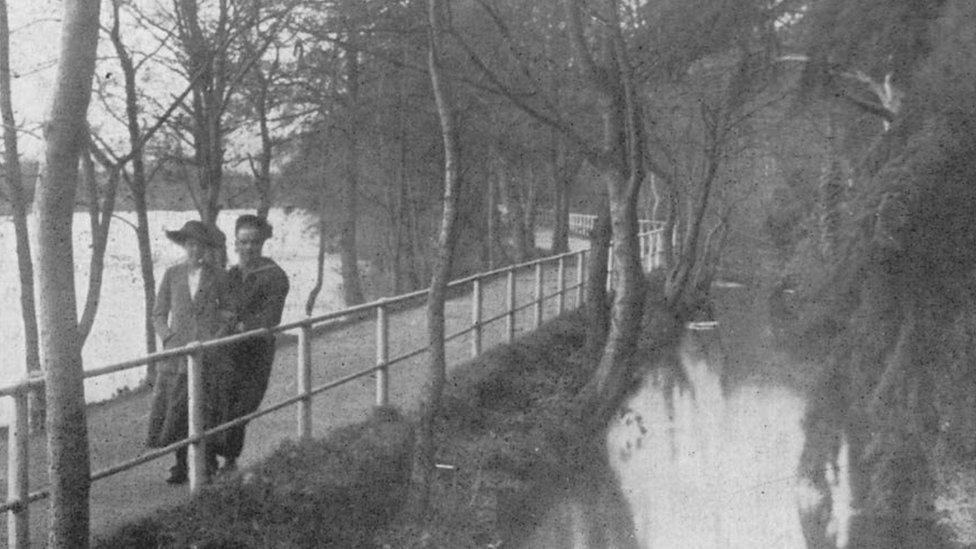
2, 223, 666, 547
566, 212, 665, 237
3, 234, 668, 547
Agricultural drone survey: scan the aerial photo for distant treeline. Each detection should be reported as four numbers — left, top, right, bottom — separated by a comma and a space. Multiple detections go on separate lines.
0, 161, 271, 214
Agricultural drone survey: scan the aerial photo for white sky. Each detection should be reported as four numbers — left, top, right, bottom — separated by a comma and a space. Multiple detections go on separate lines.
6, 1, 278, 163
7, 1, 62, 158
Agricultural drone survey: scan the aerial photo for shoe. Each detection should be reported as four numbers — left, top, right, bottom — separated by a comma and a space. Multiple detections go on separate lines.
166, 467, 188, 485
218, 459, 238, 475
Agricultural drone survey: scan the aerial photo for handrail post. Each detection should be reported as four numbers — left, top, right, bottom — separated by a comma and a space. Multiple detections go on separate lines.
557, 256, 566, 314
650, 231, 658, 270
506, 268, 516, 343
576, 250, 586, 307
534, 261, 544, 328
656, 231, 664, 269
7, 390, 29, 549
471, 278, 482, 358
639, 233, 648, 272
297, 324, 312, 439
187, 349, 206, 492
375, 304, 389, 407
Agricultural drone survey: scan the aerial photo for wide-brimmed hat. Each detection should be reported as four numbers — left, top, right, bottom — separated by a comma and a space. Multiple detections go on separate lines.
165, 220, 223, 248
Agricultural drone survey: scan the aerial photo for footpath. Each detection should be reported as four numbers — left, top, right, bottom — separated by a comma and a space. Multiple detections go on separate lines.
0, 248, 581, 546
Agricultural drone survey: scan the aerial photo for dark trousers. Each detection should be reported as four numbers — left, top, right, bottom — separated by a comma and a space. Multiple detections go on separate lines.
220, 338, 276, 459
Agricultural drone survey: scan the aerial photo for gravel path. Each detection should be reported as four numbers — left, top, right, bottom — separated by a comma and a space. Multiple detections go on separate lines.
0, 250, 586, 546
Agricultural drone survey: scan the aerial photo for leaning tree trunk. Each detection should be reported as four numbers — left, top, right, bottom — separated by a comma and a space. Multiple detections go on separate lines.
570, 0, 647, 433
666, 153, 719, 313
409, 0, 463, 519
36, 1, 100, 545
77, 148, 119, 345
584, 166, 645, 428
305, 194, 330, 316
0, 0, 44, 430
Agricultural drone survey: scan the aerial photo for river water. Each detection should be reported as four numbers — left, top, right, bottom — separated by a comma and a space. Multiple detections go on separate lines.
517, 284, 852, 548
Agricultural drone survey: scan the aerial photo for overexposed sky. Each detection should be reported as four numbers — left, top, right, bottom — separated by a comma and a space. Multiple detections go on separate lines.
6, 0, 279, 163
7, 1, 62, 157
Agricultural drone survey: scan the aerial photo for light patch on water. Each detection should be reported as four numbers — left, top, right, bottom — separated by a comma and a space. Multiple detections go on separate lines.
606, 334, 810, 548
825, 436, 851, 548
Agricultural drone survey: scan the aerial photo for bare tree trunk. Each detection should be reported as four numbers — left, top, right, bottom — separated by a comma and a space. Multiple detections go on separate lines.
661, 173, 678, 268
37, 1, 100, 545
584, 200, 612, 358
176, 0, 226, 225
524, 169, 539, 252
305, 194, 329, 316
392, 34, 411, 293
551, 158, 571, 254
498, 161, 530, 261
77, 147, 119, 344
130, 184, 157, 379
0, 0, 44, 430
250, 94, 273, 220
245, 43, 274, 220
109, 0, 158, 378
393, 147, 408, 294
487, 175, 497, 269
666, 149, 719, 312
410, 0, 463, 518
339, 42, 365, 305
569, 0, 647, 432
552, 145, 581, 255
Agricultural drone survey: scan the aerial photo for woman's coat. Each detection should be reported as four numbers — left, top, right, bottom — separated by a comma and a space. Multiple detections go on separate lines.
146, 262, 232, 448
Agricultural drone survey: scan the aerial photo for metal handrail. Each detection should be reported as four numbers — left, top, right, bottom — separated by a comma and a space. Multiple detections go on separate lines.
2, 228, 665, 548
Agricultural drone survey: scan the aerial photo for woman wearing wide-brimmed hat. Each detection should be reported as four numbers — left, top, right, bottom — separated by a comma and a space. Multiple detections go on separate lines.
146, 220, 233, 484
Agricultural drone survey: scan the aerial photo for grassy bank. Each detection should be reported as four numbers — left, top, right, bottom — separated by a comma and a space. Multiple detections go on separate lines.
95, 311, 594, 548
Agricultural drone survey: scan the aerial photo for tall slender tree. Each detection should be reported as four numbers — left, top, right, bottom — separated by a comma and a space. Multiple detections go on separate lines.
105, 0, 159, 368
36, 0, 100, 545
338, 39, 365, 305
409, 0, 463, 517
0, 0, 43, 429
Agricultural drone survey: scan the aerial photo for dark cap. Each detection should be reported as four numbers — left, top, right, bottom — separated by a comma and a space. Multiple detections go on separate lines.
235, 214, 273, 240
165, 220, 223, 248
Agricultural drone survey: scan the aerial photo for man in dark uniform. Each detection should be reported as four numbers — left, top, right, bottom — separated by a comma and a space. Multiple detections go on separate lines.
219, 214, 290, 473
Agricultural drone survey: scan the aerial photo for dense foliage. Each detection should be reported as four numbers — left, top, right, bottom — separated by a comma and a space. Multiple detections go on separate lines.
784, 0, 976, 545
